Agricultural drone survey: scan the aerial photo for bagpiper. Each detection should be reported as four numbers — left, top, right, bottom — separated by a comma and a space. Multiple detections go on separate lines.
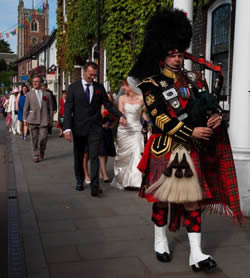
130, 8, 244, 272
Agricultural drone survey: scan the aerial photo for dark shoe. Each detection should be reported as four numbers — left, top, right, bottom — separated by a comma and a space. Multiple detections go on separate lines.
33, 157, 40, 163
91, 188, 99, 197
40, 151, 45, 159
76, 183, 84, 191
156, 252, 171, 263
191, 257, 217, 272
103, 178, 111, 183
98, 188, 103, 194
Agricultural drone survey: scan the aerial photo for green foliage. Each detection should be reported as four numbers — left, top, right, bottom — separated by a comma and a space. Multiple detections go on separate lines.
103, 0, 172, 90
0, 71, 16, 92
59, 0, 210, 91
56, 0, 66, 68
0, 39, 13, 53
0, 59, 7, 71
65, 0, 99, 72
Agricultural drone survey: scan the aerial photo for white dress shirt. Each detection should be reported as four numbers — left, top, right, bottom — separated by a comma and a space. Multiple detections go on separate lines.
35, 89, 42, 108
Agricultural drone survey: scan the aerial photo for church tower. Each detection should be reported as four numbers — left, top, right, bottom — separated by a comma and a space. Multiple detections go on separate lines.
17, 0, 49, 58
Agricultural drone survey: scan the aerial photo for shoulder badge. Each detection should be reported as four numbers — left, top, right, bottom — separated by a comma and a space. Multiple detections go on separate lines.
151, 108, 157, 116
146, 94, 155, 106
160, 80, 168, 88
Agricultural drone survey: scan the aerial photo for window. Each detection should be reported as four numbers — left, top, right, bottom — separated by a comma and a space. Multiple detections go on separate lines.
31, 19, 38, 32
211, 4, 231, 109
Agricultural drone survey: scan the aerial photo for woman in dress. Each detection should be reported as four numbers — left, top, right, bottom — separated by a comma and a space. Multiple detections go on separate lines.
16, 85, 29, 140
99, 93, 118, 182
57, 90, 67, 137
111, 77, 148, 190
9, 88, 19, 135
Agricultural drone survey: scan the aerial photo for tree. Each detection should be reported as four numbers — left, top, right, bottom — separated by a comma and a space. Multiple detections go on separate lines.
0, 59, 7, 71
0, 39, 13, 53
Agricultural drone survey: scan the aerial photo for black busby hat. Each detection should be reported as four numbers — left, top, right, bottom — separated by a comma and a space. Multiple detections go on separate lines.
130, 8, 192, 80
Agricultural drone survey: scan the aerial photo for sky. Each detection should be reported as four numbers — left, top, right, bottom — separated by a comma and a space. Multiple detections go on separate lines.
0, 0, 57, 53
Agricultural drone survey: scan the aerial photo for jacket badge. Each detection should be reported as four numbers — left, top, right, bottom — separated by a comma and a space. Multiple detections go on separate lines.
146, 94, 155, 106
160, 80, 168, 88
151, 108, 157, 116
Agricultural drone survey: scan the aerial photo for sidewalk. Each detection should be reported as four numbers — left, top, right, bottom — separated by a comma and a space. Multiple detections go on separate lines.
10, 126, 250, 278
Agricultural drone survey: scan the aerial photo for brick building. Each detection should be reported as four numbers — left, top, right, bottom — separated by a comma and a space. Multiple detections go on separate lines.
16, 0, 49, 84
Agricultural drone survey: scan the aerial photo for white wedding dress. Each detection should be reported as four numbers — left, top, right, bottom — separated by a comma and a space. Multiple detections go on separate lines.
111, 103, 144, 190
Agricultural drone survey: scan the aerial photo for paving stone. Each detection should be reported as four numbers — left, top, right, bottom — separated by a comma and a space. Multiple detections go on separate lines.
44, 245, 81, 263
42, 230, 105, 247
28, 269, 50, 278
36, 206, 117, 221
49, 257, 148, 278
77, 239, 153, 260
112, 204, 152, 216
74, 215, 149, 231
23, 235, 47, 273
39, 219, 77, 233
213, 246, 250, 269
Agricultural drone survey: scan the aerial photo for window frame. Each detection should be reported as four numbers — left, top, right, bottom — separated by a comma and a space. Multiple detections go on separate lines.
31, 19, 39, 33
205, 0, 232, 110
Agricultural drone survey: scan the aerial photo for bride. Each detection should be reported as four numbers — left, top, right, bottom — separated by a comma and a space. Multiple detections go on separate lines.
111, 77, 148, 190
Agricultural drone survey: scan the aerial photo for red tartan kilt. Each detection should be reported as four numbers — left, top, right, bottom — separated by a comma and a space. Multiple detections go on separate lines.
139, 146, 213, 203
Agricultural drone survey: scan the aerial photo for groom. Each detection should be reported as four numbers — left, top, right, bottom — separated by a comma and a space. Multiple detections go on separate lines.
64, 62, 126, 197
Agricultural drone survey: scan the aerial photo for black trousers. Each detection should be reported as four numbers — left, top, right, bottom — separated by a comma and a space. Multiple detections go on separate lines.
73, 131, 102, 191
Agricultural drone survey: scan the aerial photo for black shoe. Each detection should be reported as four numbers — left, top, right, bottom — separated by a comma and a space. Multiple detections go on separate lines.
91, 187, 100, 197
156, 252, 171, 263
91, 190, 99, 197
191, 257, 217, 272
76, 183, 84, 191
103, 178, 111, 183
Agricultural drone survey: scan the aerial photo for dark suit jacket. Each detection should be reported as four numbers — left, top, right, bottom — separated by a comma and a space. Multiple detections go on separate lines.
64, 80, 122, 137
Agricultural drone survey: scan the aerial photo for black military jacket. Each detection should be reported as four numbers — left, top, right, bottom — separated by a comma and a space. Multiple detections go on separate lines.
138, 73, 194, 156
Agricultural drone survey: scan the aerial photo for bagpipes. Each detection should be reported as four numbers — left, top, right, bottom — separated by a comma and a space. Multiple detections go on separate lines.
181, 52, 224, 128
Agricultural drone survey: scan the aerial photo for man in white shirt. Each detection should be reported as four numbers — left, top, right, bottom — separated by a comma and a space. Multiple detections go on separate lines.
23, 75, 53, 162
64, 62, 126, 196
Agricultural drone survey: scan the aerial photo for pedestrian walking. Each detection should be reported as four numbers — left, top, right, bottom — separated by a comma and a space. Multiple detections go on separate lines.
63, 61, 126, 197
130, 8, 244, 273
9, 88, 19, 135
16, 84, 29, 140
56, 90, 67, 137
23, 75, 53, 163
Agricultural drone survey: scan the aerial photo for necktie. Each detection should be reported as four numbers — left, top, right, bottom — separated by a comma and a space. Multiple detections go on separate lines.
85, 84, 90, 103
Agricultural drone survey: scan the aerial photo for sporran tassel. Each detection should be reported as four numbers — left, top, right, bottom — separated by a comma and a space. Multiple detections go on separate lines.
146, 145, 202, 203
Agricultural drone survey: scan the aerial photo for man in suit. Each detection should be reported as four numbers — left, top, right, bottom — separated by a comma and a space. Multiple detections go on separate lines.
23, 75, 53, 163
64, 61, 126, 197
